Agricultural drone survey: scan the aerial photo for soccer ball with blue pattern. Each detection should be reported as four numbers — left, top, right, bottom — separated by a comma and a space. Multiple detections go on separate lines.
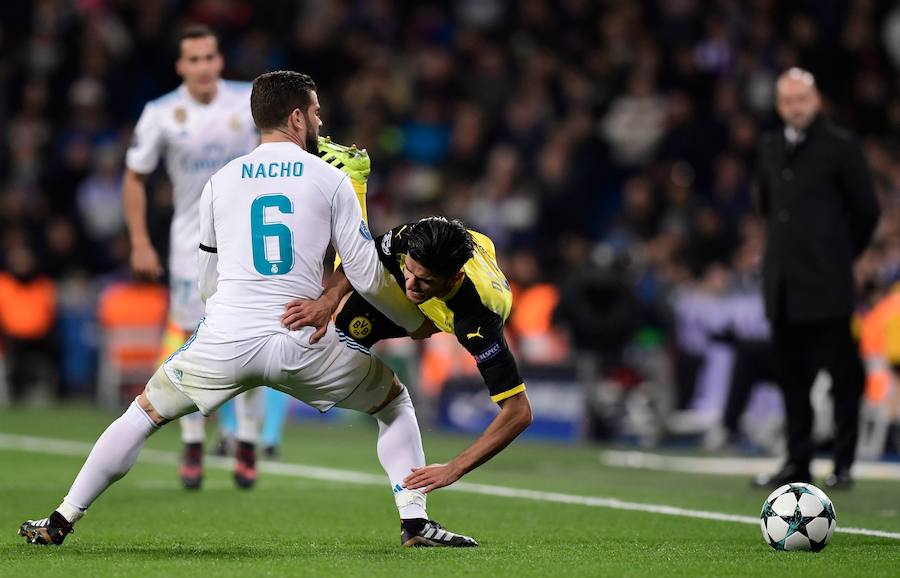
760, 483, 836, 551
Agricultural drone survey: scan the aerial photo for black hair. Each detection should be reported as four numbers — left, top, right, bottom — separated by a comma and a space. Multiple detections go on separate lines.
406, 217, 474, 277
250, 71, 317, 131
175, 24, 217, 59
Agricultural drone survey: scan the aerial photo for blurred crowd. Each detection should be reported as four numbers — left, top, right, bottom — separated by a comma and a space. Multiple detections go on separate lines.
1, 1, 899, 449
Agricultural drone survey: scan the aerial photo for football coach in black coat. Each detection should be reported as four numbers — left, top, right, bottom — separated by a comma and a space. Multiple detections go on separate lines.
753, 68, 880, 490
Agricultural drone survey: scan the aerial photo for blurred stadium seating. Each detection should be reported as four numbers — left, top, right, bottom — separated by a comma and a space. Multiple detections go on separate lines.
0, 0, 898, 457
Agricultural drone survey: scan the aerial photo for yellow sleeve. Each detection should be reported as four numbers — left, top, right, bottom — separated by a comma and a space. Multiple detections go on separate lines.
334, 179, 368, 270
490, 383, 526, 403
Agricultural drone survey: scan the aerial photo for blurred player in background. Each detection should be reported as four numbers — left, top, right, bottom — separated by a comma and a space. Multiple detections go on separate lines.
284, 216, 533, 492
122, 24, 262, 489
19, 70, 477, 548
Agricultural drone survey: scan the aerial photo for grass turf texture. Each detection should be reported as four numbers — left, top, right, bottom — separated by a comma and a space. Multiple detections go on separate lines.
1, 405, 898, 577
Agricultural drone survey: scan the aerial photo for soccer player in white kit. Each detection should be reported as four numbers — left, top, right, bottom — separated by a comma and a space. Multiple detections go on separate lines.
18, 71, 478, 548
122, 25, 262, 489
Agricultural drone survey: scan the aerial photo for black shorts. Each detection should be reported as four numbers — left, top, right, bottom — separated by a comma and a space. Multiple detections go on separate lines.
334, 291, 408, 348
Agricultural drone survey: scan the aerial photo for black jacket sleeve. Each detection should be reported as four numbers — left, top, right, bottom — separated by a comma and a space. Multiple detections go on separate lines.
836, 136, 880, 257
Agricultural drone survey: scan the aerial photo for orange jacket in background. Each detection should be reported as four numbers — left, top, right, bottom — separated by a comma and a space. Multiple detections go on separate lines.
860, 286, 900, 403
0, 273, 56, 340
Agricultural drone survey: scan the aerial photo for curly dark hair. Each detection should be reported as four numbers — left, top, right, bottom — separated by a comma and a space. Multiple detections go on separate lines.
406, 217, 474, 277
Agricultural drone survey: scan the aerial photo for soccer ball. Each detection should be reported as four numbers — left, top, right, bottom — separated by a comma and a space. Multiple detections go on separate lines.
759, 483, 836, 551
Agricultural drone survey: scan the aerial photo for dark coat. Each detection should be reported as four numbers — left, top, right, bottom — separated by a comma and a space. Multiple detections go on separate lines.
757, 116, 880, 323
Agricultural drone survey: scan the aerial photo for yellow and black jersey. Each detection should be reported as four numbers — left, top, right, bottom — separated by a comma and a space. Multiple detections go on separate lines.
335, 223, 525, 403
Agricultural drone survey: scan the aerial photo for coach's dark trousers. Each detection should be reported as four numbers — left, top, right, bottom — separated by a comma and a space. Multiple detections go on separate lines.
771, 317, 865, 472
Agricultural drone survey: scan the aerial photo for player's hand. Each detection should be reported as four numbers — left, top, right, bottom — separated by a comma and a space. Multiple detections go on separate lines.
130, 241, 163, 280
282, 298, 333, 343
409, 318, 439, 340
403, 463, 462, 493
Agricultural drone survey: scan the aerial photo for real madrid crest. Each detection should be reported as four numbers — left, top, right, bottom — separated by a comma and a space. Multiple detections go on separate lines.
174, 107, 187, 124
229, 114, 241, 131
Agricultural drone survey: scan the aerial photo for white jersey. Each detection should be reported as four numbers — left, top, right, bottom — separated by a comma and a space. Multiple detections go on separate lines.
197, 141, 423, 340
125, 80, 258, 299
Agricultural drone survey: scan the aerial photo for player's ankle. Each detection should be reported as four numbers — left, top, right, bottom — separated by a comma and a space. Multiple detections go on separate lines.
236, 440, 256, 463
56, 500, 85, 525
183, 442, 203, 462
400, 517, 427, 533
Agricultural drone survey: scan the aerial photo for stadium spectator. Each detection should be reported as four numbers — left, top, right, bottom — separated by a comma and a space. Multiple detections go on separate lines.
0, 242, 57, 401
2, 1, 900, 455
752, 68, 880, 490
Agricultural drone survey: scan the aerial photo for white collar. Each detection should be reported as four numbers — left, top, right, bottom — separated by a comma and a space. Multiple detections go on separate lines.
784, 126, 805, 144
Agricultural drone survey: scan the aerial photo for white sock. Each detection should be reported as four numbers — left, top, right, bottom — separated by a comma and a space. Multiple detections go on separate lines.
179, 411, 206, 444
60, 399, 158, 522
373, 386, 427, 519
57, 499, 85, 524
234, 388, 263, 443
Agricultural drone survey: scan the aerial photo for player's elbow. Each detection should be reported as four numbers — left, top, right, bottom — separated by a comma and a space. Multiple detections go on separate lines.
505, 392, 532, 434
518, 400, 533, 432
124, 168, 147, 187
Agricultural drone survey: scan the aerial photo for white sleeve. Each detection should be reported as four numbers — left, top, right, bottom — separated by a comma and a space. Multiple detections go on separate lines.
198, 179, 219, 303
125, 102, 164, 174
330, 176, 424, 332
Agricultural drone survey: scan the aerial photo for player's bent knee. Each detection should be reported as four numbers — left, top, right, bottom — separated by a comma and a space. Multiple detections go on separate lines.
137, 391, 169, 426
368, 376, 407, 415
144, 366, 200, 422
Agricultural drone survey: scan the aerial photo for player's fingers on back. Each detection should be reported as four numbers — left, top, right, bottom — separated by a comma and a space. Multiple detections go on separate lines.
293, 311, 317, 327
282, 305, 303, 320
284, 304, 310, 319
289, 313, 318, 330
284, 313, 307, 329
309, 325, 327, 344
283, 299, 305, 310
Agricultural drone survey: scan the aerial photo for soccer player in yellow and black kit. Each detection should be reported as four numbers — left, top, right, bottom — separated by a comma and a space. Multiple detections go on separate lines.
282, 216, 532, 495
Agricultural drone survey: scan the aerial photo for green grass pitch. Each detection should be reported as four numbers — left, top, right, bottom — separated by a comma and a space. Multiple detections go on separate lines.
1, 405, 898, 577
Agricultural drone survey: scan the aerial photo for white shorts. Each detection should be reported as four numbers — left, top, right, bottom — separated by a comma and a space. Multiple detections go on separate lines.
148, 321, 395, 419
168, 275, 206, 331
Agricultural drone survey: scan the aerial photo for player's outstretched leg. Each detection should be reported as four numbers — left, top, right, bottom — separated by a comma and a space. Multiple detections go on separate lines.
316, 136, 370, 187
18, 396, 161, 545
370, 382, 478, 548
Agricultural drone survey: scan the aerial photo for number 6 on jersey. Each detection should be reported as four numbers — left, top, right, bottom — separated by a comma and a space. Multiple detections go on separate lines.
250, 194, 294, 275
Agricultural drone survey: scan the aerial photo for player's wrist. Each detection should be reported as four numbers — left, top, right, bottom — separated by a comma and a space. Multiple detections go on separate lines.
320, 287, 345, 313
129, 236, 154, 249
446, 459, 466, 480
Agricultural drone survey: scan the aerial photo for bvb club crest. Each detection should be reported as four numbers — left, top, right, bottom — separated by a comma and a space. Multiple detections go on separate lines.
229, 114, 242, 131
174, 107, 187, 124
349, 316, 372, 339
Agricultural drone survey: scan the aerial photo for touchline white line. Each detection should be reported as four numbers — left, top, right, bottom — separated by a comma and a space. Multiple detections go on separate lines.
1, 433, 897, 541
601, 450, 900, 481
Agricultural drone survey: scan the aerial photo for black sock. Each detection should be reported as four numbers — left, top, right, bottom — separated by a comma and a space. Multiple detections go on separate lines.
184, 442, 203, 462
237, 440, 256, 465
